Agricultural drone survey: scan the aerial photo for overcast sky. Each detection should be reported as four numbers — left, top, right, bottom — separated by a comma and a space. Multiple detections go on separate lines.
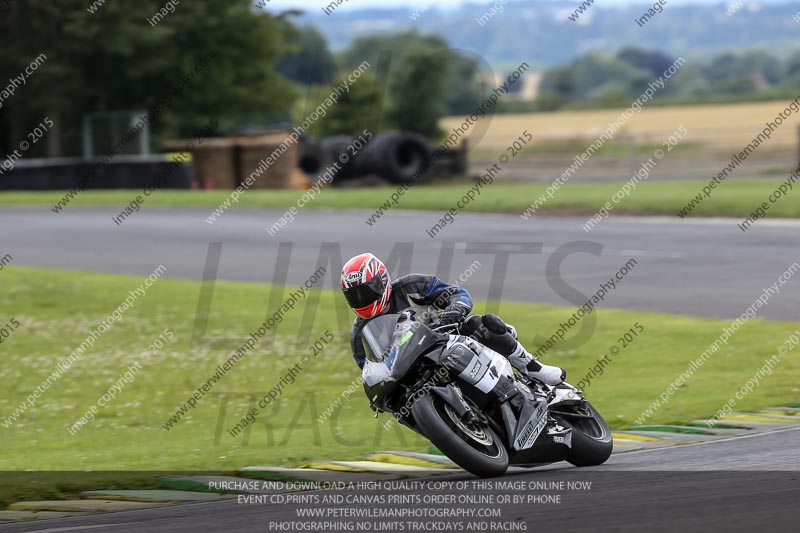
263, 0, 729, 13
264, 0, 466, 10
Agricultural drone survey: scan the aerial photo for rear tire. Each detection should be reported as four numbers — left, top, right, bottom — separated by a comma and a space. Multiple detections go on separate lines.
411, 392, 509, 478
552, 401, 613, 467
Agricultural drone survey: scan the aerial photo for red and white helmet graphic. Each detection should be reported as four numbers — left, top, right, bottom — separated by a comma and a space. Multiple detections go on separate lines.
340, 253, 392, 319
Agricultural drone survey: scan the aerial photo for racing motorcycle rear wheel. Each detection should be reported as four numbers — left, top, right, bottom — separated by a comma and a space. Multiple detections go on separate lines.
551, 400, 613, 467
412, 392, 509, 478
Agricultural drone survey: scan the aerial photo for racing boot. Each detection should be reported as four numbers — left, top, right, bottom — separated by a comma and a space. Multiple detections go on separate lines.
508, 342, 565, 386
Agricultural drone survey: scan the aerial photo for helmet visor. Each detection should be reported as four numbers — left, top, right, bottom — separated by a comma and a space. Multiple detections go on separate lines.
343, 275, 386, 309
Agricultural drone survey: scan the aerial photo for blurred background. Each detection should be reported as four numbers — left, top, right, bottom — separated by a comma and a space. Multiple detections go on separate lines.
2, 0, 799, 189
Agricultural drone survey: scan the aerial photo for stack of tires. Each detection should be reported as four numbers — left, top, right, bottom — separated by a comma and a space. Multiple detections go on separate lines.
298, 131, 433, 185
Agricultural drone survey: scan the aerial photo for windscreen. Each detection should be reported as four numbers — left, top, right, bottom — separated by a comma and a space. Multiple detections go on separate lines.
361, 314, 401, 363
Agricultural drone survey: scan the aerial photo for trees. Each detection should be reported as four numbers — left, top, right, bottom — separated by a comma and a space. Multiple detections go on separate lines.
333, 31, 456, 138
538, 52, 647, 107
291, 30, 480, 140
783, 52, 800, 90
617, 48, 677, 79
276, 26, 337, 86
312, 72, 386, 138
536, 46, 800, 110
0, 0, 295, 157
387, 44, 452, 139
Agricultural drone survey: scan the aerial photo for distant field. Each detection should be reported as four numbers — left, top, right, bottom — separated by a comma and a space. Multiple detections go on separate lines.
444, 101, 800, 151
4, 179, 800, 219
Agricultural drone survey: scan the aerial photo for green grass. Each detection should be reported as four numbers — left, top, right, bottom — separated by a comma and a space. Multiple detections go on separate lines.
0, 265, 798, 505
2, 265, 798, 481
0, 472, 190, 510
4, 178, 800, 218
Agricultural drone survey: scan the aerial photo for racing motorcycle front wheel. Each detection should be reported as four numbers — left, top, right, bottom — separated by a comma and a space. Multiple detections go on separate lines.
411, 392, 509, 478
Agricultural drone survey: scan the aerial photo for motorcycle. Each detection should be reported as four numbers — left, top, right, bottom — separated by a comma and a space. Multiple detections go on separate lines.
361, 311, 613, 478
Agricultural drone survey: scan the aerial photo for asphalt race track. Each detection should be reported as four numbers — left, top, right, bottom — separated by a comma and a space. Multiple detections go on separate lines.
3, 206, 800, 320
0, 427, 797, 533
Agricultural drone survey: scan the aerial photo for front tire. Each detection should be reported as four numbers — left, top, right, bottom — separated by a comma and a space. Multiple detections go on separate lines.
552, 401, 613, 467
411, 392, 509, 478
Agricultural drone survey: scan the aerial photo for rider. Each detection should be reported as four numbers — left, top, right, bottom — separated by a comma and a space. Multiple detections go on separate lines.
340, 252, 565, 386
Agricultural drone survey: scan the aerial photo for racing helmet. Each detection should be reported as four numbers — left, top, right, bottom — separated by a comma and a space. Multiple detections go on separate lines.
341, 253, 392, 319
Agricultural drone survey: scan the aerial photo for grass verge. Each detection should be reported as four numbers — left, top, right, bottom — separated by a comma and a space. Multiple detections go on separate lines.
1, 266, 798, 502
3, 178, 800, 218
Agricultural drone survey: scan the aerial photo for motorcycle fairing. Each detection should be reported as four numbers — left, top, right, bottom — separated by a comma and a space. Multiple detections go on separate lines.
512, 399, 548, 450
361, 314, 445, 388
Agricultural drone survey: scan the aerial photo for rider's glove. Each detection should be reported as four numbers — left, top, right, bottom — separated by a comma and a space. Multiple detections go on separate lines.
439, 303, 468, 326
